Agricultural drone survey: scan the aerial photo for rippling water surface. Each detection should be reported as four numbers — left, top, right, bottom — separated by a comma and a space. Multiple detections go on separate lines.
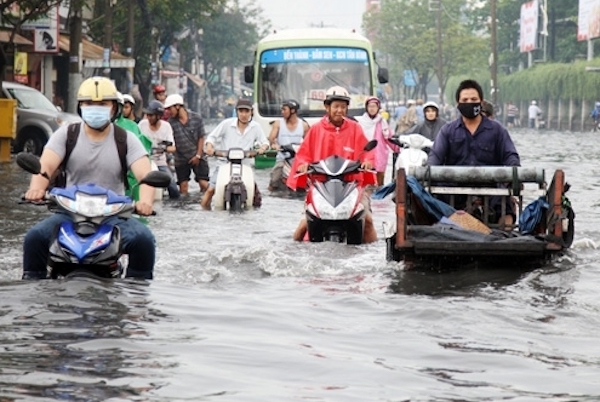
1, 128, 599, 401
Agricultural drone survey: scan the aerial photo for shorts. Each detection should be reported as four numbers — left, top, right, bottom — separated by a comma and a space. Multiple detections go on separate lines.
507, 116, 515, 124
175, 159, 209, 184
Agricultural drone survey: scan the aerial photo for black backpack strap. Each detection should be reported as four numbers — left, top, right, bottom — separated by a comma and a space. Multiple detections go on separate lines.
112, 125, 129, 190
62, 123, 81, 169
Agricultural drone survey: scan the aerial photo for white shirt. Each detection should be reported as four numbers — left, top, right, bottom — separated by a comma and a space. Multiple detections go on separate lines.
528, 104, 541, 119
138, 119, 175, 167
206, 118, 269, 164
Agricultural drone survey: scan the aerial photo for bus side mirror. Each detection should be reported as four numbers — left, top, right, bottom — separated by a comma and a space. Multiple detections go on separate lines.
244, 65, 254, 84
377, 67, 389, 84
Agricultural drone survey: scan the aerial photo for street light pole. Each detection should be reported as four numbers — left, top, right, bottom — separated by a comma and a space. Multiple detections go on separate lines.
103, 0, 114, 77
436, 2, 443, 104
68, 0, 83, 114
429, 0, 443, 104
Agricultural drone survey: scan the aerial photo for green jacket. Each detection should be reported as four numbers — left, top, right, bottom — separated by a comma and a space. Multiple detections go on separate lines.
115, 116, 153, 201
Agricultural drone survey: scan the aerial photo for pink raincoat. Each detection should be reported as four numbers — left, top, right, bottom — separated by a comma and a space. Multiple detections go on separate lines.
356, 112, 400, 172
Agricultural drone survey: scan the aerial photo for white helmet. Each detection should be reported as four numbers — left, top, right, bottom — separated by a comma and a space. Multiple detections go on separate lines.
324, 86, 350, 105
531, 100, 537, 105
122, 94, 135, 105
422, 101, 439, 111
164, 94, 184, 108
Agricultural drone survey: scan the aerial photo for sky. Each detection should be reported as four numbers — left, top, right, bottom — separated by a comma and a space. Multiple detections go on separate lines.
247, 0, 367, 33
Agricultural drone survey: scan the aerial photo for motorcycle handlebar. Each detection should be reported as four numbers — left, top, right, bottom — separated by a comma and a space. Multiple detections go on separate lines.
211, 149, 259, 158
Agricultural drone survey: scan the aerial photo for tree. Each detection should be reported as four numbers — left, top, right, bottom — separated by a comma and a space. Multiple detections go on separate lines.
201, 0, 270, 97
0, 0, 62, 80
86, 0, 227, 101
364, 0, 487, 103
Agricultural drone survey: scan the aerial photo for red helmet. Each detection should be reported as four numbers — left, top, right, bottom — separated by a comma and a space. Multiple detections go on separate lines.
153, 84, 166, 94
364, 96, 381, 109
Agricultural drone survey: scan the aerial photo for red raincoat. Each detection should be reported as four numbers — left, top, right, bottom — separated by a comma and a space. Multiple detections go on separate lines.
287, 116, 376, 190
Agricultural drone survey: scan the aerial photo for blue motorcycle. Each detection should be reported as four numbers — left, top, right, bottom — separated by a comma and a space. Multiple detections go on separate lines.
17, 153, 171, 279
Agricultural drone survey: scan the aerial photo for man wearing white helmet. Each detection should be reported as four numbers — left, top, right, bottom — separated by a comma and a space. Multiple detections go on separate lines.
287, 86, 378, 243
164, 93, 209, 196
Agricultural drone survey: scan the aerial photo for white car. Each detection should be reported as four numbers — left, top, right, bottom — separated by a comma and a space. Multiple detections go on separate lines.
3, 81, 82, 155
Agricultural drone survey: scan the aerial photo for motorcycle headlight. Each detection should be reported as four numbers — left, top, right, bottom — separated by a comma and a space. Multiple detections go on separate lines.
312, 188, 360, 220
228, 149, 245, 160
55, 193, 126, 217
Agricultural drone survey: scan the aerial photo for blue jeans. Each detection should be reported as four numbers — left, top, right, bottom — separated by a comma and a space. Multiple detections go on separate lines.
23, 212, 156, 280
157, 165, 180, 199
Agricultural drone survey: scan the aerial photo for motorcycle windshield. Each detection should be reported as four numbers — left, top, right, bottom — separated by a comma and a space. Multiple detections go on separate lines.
311, 156, 361, 177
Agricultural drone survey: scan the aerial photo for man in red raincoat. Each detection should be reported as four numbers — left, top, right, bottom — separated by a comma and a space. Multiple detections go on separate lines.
287, 86, 377, 243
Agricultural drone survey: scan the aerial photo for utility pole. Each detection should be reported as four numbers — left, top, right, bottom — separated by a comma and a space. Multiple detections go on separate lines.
103, 0, 114, 77
68, 0, 83, 114
490, 0, 498, 106
429, 0, 443, 104
436, 2, 443, 104
126, 0, 135, 93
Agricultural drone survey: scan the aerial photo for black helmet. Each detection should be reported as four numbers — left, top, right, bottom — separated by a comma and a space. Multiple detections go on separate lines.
143, 100, 165, 115
282, 99, 300, 112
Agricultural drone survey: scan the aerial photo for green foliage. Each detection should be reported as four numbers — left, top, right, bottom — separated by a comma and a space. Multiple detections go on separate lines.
363, 0, 487, 101
202, 0, 270, 92
498, 60, 600, 104
0, 0, 61, 28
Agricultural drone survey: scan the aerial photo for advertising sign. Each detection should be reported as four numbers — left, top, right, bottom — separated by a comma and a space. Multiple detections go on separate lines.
520, 0, 539, 53
13, 52, 28, 84
30, 7, 59, 53
578, 0, 600, 41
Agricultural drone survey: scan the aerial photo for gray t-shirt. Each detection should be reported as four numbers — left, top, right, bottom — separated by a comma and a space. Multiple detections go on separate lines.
45, 124, 148, 194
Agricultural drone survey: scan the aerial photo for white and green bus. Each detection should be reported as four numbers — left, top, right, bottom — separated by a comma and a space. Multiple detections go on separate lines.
244, 28, 388, 134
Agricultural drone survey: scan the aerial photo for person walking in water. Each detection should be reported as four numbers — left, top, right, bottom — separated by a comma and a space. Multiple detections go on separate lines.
528, 100, 542, 129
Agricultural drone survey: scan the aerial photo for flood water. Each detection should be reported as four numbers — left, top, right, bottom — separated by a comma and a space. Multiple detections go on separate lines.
1, 127, 599, 401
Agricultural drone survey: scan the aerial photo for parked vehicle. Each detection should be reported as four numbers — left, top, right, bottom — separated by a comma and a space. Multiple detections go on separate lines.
3, 81, 82, 155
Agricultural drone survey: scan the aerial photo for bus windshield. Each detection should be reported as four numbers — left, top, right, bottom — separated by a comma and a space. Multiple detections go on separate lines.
257, 47, 372, 118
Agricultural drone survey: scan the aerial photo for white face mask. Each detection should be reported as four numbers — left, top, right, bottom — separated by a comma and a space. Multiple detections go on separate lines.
80, 105, 112, 129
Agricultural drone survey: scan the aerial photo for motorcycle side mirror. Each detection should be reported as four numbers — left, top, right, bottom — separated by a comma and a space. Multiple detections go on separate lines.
16, 152, 46, 177
364, 139, 378, 152
139, 170, 173, 188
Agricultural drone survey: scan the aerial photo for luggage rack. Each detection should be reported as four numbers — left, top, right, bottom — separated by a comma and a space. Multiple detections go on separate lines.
409, 166, 547, 229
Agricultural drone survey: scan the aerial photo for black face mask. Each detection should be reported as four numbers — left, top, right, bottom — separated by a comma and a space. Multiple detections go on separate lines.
457, 102, 481, 119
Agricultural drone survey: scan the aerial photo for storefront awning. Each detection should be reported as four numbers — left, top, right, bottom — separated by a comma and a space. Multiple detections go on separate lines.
0, 31, 33, 46
58, 35, 135, 69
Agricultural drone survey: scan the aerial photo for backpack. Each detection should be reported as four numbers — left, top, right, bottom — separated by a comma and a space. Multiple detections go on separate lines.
50, 123, 129, 189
